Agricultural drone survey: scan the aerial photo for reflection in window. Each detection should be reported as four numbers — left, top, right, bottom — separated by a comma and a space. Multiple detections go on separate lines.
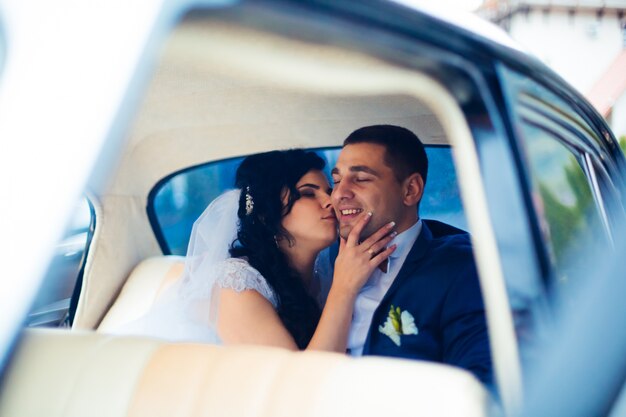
0, 23, 4, 79
151, 147, 466, 255
27, 197, 93, 327
520, 123, 606, 288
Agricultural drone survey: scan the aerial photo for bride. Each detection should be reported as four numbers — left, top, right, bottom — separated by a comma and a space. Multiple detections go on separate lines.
114, 149, 396, 352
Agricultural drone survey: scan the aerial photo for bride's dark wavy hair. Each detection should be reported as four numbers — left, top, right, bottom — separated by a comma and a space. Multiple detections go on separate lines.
229, 149, 326, 349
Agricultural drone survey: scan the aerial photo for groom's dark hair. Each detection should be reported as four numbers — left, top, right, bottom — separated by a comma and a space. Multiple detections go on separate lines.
343, 124, 428, 186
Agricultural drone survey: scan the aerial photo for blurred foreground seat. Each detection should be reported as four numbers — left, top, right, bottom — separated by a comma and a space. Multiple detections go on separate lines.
0, 328, 490, 417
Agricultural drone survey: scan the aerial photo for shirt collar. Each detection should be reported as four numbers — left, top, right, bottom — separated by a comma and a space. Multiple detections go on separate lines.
384, 219, 422, 273
391, 219, 422, 257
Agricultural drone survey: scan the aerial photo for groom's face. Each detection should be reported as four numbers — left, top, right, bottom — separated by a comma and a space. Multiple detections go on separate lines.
331, 143, 406, 240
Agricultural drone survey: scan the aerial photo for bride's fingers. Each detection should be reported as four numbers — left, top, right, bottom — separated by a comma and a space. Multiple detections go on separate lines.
360, 220, 396, 251
346, 211, 372, 247
366, 233, 397, 257
370, 244, 397, 265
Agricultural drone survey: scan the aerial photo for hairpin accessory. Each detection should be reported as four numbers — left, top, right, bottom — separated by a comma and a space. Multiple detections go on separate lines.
245, 186, 254, 215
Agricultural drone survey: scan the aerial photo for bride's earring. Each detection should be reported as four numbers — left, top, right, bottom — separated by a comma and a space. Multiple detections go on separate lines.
273, 235, 280, 248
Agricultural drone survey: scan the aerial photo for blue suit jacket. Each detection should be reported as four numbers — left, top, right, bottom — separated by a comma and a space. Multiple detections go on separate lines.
333, 219, 492, 385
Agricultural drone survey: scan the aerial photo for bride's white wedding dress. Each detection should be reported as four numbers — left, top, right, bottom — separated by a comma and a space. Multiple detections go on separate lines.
110, 189, 331, 343
112, 257, 278, 343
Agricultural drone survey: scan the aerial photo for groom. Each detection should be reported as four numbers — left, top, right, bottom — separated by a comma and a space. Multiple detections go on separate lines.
329, 125, 492, 385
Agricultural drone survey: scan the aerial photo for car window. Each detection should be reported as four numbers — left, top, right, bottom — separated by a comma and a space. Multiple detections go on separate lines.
149, 147, 466, 255
497, 68, 622, 367
0, 34, 4, 80
0, 18, 5, 80
502, 68, 619, 285
26, 197, 94, 327
517, 121, 608, 290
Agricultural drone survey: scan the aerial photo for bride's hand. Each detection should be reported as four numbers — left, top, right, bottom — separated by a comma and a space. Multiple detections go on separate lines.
332, 212, 397, 297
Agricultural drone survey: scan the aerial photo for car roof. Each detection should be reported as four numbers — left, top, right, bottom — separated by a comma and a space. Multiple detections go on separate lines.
389, 0, 527, 53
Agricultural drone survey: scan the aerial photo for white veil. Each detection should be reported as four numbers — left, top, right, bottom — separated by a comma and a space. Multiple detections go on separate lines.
112, 189, 242, 343
177, 189, 241, 300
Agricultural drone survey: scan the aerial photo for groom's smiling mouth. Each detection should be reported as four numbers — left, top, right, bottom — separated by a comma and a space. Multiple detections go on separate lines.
338, 207, 364, 220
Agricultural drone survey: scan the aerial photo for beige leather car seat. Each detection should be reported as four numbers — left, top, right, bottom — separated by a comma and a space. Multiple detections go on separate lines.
0, 328, 491, 417
98, 256, 185, 332
76, 256, 493, 417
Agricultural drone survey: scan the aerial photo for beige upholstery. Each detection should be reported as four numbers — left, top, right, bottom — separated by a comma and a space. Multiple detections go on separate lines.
97, 256, 184, 333
0, 329, 490, 417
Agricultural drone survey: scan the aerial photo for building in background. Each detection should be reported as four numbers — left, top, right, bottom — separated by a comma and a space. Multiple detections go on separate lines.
479, 0, 626, 141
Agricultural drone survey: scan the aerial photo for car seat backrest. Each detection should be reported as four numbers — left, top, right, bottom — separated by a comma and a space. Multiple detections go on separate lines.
0, 329, 491, 417
98, 256, 184, 332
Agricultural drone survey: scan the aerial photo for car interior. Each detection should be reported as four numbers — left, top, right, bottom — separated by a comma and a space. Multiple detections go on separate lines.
0, 11, 521, 417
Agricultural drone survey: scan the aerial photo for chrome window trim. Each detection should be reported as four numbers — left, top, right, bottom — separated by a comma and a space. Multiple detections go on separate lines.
583, 152, 614, 246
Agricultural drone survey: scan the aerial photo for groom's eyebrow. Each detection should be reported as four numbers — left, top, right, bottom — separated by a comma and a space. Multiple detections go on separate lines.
350, 165, 381, 177
330, 166, 380, 177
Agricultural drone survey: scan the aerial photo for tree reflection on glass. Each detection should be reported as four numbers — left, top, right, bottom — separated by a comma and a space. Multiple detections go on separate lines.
521, 124, 606, 290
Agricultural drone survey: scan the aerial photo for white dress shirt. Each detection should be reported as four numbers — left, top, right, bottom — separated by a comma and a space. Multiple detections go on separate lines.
346, 219, 423, 356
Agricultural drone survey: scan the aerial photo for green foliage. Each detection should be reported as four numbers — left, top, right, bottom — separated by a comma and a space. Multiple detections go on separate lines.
538, 181, 579, 262
537, 155, 600, 271
619, 136, 626, 154
564, 158, 592, 214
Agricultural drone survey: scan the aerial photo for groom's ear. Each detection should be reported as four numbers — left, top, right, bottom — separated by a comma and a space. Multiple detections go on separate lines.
402, 173, 424, 207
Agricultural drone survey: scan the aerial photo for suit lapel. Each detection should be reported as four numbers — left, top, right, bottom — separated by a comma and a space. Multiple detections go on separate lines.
362, 221, 434, 354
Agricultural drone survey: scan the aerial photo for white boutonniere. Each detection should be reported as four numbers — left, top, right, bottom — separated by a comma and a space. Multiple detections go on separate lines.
378, 305, 418, 346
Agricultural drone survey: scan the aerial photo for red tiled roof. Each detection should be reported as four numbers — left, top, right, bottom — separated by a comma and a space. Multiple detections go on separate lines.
586, 50, 626, 117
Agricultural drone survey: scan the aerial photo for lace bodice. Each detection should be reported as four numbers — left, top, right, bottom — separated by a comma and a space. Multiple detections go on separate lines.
214, 258, 279, 308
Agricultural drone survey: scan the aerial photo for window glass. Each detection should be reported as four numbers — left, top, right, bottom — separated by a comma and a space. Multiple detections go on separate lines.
499, 68, 619, 368
0, 24, 5, 78
26, 197, 94, 327
518, 122, 607, 288
151, 147, 466, 255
